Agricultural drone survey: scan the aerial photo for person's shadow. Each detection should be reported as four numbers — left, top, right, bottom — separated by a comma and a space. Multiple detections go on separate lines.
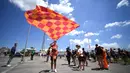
1, 65, 7, 67
70, 66, 80, 71
61, 64, 68, 65
39, 70, 50, 73
91, 68, 103, 71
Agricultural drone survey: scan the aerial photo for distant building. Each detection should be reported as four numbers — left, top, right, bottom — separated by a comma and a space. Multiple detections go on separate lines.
0, 47, 10, 56
0, 47, 10, 53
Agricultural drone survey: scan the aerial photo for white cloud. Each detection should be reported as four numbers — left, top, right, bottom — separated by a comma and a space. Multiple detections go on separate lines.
68, 13, 75, 21
9, 0, 38, 11
70, 39, 81, 45
70, 38, 91, 47
59, 49, 64, 51
88, 42, 120, 50
111, 34, 122, 39
47, 38, 51, 41
105, 20, 130, 28
9, 0, 74, 13
84, 32, 99, 37
82, 38, 91, 44
84, 42, 120, 50
89, 45, 95, 49
70, 17, 75, 21
9, 0, 75, 20
67, 30, 85, 36
117, 0, 129, 9
49, 0, 74, 14
69, 13, 72, 16
37, 0, 49, 7
101, 42, 120, 49
95, 39, 99, 43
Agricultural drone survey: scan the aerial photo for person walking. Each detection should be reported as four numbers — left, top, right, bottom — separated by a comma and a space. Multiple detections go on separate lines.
82, 48, 88, 66
101, 47, 109, 70
90, 50, 96, 62
6, 43, 17, 67
30, 48, 35, 60
95, 44, 103, 69
46, 45, 51, 62
122, 50, 129, 65
66, 47, 72, 66
72, 50, 76, 66
76, 45, 85, 71
49, 41, 58, 72
106, 50, 111, 64
110, 48, 117, 63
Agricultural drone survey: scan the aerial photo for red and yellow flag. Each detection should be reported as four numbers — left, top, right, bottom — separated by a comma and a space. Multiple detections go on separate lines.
25, 6, 79, 40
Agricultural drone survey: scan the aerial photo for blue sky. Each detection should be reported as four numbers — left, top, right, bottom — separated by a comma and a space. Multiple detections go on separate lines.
0, 0, 130, 51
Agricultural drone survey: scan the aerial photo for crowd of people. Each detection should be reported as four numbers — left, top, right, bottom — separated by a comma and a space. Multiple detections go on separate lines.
90, 46, 130, 65
46, 43, 111, 72
4, 42, 130, 73
65, 44, 130, 71
65, 44, 109, 71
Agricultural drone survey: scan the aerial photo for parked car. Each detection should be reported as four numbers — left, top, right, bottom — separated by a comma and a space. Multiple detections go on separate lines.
15, 52, 23, 57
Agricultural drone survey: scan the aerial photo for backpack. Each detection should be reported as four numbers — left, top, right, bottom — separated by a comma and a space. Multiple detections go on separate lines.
31, 50, 35, 55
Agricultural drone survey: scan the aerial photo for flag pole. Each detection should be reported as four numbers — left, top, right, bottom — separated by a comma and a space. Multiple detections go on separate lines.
88, 38, 90, 49
23, 25, 32, 62
41, 0, 49, 53
41, 32, 46, 51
